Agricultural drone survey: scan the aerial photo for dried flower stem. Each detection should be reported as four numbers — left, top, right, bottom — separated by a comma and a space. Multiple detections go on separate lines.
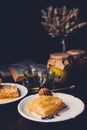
61, 39, 66, 53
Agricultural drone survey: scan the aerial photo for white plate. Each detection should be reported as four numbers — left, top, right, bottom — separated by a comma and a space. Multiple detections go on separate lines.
17, 93, 85, 122
0, 83, 28, 104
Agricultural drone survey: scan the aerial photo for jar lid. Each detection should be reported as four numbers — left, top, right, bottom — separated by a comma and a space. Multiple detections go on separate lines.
66, 49, 86, 56
50, 53, 70, 59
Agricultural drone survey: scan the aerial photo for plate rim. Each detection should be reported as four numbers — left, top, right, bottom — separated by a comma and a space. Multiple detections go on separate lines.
0, 82, 28, 104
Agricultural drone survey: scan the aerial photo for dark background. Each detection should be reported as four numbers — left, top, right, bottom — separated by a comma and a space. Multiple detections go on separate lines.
0, 1, 87, 129
0, 0, 87, 64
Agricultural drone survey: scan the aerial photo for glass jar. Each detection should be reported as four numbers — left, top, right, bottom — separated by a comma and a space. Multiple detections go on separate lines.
47, 53, 72, 84
23, 70, 40, 94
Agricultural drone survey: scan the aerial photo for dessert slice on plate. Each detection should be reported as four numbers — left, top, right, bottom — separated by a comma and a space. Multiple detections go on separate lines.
26, 95, 66, 118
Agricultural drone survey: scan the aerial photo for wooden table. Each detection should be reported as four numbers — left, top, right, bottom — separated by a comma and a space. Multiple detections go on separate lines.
0, 79, 87, 130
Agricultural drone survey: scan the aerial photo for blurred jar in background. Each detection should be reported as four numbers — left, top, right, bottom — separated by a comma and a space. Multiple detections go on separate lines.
66, 49, 86, 60
47, 53, 73, 86
23, 69, 40, 94
66, 49, 87, 85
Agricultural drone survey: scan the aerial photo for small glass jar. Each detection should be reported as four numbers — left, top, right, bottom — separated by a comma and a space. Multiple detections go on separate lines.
23, 70, 40, 94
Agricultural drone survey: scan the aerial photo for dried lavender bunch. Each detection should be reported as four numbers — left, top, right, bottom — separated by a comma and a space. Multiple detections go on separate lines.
41, 6, 87, 38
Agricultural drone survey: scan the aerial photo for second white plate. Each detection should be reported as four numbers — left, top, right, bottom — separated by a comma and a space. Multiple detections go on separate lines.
17, 93, 85, 122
